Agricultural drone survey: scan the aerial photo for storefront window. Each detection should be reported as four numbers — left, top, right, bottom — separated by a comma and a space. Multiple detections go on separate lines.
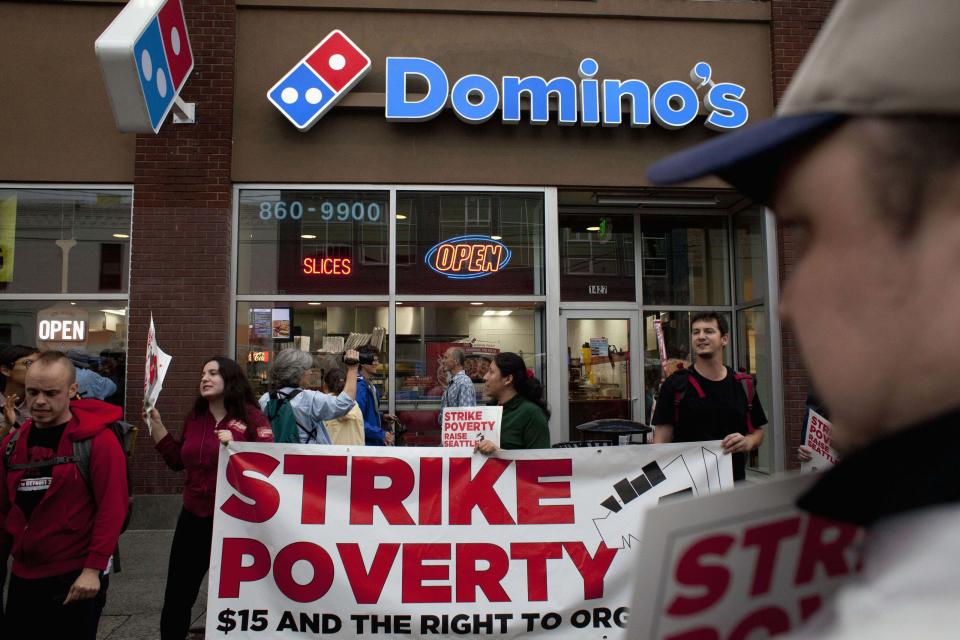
236, 301, 389, 399
237, 189, 389, 295
392, 303, 544, 444
641, 215, 730, 306
735, 207, 767, 303
0, 300, 128, 407
560, 212, 635, 301
0, 188, 131, 294
396, 192, 545, 296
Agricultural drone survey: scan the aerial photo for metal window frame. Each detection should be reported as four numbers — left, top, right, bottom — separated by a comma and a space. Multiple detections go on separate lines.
232, 183, 554, 426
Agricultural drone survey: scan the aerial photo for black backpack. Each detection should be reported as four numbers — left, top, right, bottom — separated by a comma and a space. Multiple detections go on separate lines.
671, 366, 758, 433
3, 419, 137, 571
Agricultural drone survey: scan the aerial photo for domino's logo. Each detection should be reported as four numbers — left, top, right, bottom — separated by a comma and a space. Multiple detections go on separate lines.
96, 0, 194, 133
268, 30, 371, 132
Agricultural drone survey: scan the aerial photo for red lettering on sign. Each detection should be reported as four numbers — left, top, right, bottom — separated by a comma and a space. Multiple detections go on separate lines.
284, 454, 348, 524
402, 543, 451, 603
338, 543, 400, 604
742, 516, 802, 596
515, 459, 574, 525
219, 537, 271, 598
728, 606, 791, 640
795, 516, 859, 585
666, 534, 736, 616
273, 542, 335, 603
448, 458, 515, 525
419, 457, 443, 525
220, 452, 281, 523
350, 457, 416, 525
562, 542, 618, 600
455, 543, 511, 603
511, 542, 563, 601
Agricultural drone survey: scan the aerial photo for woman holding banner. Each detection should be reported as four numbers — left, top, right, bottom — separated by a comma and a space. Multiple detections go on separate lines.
477, 352, 550, 452
145, 356, 273, 640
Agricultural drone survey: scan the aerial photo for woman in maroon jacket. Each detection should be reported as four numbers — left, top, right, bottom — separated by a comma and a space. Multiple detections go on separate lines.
146, 356, 273, 640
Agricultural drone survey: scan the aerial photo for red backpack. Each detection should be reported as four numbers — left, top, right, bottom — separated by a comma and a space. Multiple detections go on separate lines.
672, 365, 757, 433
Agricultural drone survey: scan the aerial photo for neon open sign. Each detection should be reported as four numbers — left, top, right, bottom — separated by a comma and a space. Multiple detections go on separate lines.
425, 235, 511, 280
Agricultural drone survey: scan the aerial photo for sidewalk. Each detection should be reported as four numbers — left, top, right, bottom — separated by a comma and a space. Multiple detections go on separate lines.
97, 529, 207, 640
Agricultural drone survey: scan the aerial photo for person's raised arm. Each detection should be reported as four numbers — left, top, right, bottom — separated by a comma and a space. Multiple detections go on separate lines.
341, 349, 360, 401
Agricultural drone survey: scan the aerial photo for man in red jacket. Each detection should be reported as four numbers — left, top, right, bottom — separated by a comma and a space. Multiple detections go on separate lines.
0, 351, 127, 639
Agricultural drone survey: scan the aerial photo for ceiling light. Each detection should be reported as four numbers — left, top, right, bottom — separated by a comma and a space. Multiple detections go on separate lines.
595, 195, 720, 207
483, 310, 496, 316
307, 302, 322, 306
301, 234, 317, 239
586, 226, 601, 232
396, 301, 404, 305
396, 214, 407, 220
490, 235, 502, 241
112, 233, 129, 239
70, 302, 77, 306
100, 308, 127, 316
496, 310, 513, 316
470, 302, 484, 306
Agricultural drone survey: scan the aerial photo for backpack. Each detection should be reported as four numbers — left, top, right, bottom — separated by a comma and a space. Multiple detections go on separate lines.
3, 419, 137, 571
265, 389, 316, 444
672, 366, 757, 433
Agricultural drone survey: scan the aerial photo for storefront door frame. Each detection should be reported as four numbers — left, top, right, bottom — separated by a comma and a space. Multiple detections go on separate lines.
557, 308, 642, 440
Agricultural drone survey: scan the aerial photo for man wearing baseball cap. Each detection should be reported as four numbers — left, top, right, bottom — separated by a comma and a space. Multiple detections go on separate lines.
648, 1, 960, 636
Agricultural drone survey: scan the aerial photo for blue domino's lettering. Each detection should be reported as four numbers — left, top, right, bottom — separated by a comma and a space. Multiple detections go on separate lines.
652, 80, 699, 130
382, 56, 747, 130
602, 79, 651, 127
385, 57, 449, 121
501, 76, 578, 125
704, 82, 749, 130
450, 74, 500, 123
579, 58, 600, 125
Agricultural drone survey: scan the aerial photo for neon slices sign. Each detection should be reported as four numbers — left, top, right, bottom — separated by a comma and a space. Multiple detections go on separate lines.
425, 236, 511, 280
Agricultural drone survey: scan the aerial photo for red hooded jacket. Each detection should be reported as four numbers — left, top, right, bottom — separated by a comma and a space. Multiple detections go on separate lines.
0, 399, 128, 579
156, 404, 273, 518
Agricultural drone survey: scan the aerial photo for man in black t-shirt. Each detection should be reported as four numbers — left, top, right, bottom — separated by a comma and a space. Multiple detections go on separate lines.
652, 312, 767, 481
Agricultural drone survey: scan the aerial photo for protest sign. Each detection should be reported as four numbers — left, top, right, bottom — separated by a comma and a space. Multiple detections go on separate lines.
144, 313, 172, 433
442, 406, 501, 448
628, 473, 863, 640
207, 442, 733, 638
801, 409, 839, 472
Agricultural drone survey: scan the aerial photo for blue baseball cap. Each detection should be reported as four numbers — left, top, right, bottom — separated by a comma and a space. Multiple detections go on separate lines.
647, 0, 960, 202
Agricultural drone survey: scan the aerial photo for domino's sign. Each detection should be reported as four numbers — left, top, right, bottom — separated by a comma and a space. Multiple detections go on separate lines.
268, 30, 371, 132
269, 30, 748, 133
386, 58, 748, 130
96, 0, 194, 133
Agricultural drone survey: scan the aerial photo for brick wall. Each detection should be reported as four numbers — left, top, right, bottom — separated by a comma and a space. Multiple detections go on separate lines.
770, 0, 834, 468
127, 0, 236, 494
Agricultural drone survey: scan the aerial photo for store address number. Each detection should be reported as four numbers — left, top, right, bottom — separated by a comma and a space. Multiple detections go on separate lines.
258, 200, 383, 223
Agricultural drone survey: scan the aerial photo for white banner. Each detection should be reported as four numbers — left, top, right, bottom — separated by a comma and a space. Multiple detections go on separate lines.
801, 409, 839, 472
144, 313, 172, 433
628, 473, 863, 640
207, 442, 733, 638
442, 406, 502, 448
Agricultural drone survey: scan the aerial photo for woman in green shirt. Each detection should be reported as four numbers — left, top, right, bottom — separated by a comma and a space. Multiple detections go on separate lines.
477, 352, 551, 452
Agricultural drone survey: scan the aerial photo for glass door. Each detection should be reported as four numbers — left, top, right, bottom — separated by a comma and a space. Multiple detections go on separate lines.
560, 309, 641, 442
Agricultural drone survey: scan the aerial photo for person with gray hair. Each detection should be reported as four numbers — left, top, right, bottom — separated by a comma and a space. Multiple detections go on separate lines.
257, 348, 360, 444
437, 346, 477, 425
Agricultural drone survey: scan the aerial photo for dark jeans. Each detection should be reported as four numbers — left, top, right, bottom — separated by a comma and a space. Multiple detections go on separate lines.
161, 507, 213, 640
5, 568, 109, 640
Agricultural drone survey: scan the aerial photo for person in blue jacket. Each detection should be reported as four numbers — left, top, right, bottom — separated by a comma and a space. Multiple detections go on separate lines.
355, 345, 394, 445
